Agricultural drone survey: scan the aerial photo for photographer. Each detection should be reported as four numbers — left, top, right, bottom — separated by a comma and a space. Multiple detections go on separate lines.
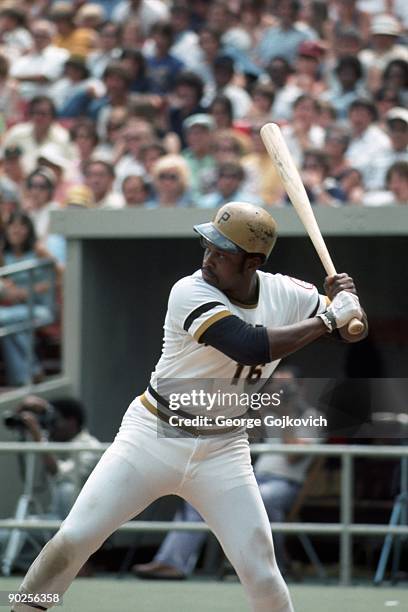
9, 395, 101, 519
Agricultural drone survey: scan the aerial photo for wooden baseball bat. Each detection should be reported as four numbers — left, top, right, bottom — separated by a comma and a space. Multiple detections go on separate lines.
260, 122, 364, 335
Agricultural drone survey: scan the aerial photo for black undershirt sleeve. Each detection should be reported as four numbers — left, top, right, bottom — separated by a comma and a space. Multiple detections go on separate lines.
200, 315, 271, 366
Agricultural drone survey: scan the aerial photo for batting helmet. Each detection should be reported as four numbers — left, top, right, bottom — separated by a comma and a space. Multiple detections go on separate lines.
194, 201, 278, 260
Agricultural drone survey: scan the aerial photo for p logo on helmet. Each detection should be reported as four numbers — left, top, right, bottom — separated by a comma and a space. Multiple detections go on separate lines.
194, 201, 278, 261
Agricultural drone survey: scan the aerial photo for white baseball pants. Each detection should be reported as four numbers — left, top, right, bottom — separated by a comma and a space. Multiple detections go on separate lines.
15, 398, 294, 612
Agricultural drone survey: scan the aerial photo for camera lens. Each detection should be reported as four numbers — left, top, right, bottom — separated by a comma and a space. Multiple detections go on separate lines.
3, 411, 25, 429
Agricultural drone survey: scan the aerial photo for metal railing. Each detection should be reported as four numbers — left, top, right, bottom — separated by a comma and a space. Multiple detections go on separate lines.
0, 259, 57, 385
0, 441, 407, 584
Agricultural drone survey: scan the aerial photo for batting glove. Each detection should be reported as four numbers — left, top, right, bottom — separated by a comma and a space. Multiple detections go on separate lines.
319, 291, 362, 332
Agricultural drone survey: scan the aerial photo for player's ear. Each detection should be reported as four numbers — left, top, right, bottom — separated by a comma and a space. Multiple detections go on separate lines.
244, 254, 263, 272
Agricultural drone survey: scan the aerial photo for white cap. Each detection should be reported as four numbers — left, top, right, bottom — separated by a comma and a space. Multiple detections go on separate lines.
370, 14, 401, 36
37, 143, 67, 169
183, 114, 215, 131
386, 107, 408, 125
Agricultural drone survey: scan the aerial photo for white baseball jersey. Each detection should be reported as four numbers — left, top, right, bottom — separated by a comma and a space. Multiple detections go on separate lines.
141, 270, 326, 418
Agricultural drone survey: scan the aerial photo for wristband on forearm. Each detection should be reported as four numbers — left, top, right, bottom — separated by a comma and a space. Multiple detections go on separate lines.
317, 310, 337, 333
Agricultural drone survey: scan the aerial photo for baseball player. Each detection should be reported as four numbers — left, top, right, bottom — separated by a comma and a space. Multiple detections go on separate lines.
12, 202, 367, 612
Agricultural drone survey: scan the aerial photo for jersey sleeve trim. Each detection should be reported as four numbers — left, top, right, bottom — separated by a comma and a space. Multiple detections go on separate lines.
183, 301, 225, 332
194, 310, 233, 342
308, 293, 321, 318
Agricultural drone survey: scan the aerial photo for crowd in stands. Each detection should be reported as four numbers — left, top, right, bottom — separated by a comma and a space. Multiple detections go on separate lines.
0, 0, 406, 384
0, 0, 405, 226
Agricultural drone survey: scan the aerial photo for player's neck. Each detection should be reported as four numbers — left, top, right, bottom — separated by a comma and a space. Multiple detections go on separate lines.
224, 273, 259, 306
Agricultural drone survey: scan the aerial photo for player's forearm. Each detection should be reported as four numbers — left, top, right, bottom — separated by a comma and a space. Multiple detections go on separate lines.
267, 317, 327, 360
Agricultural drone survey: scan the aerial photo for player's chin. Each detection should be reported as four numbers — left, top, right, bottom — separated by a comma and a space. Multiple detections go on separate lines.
201, 268, 219, 286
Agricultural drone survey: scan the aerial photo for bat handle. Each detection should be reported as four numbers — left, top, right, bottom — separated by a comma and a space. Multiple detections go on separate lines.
347, 317, 365, 336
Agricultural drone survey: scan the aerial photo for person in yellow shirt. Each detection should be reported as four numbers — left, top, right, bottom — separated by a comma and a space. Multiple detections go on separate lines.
49, 1, 97, 58
241, 122, 285, 206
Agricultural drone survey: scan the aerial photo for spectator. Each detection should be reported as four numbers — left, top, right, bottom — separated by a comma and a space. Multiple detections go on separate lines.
139, 141, 166, 179
374, 86, 402, 125
243, 82, 275, 124
36, 144, 75, 205
58, 62, 130, 136
181, 114, 217, 202
360, 14, 408, 92
112, 0, 169, 36
75, 3, 106, 30
223, 0, 267, 51
93, 62, 131, 137
122, 174, 151, 206
211, 55, 252, 119
198, 160, 257, 209
12, 395, 101, 518
322, 25, 363, 93
254, 0, 316, 67
87, 21, 122, 80
208, 94, 234, 131
146, 22, 184, 95
292, 40, 326, 97
317, 101, 337, 130
0, 52, 23, 127
63, 184, 95, 209
0, 146, 25, 198
321, 56, 366, 120
2, 96, 70, 174
93, 106, 128, 161
281, 94, 324, 167
120, 17, 145, 50
114, 119, 155, 187
300, 0, 330, 39
381, 59, 408, 107
49, 1, 97, 58
193, 26, 222, 106
213, 130, 248, 164
168, 3, 201, 70
266, 56, 302, 122
50, 56, 95, 113
150, 154, 191, 207
0, 5, 32, 60
87, 1, 122, 22
0, 183, 20, 227
69, 119, 99, 180
300, 148, 346, 206
336, 167, 365, 205
167, 71, 205, 148
10, 19, 68, 102
363, 161, 408, 206
0, 212, 55, 386
324, 125, 353, 181
364, 107, 408, 191
24, 168, 60, 245
345, 98, 391, 189
328, 0, 371, 45
120, 48, 152, 93
83, 159, 124, 208
386, 161, 408, 204
241, 123, 284, 206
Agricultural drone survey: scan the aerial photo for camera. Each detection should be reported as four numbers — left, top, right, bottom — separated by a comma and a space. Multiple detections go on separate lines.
3, 404, 56, 431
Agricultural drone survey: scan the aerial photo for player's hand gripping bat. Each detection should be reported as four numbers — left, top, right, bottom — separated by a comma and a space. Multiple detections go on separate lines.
260, 122, 364, 336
